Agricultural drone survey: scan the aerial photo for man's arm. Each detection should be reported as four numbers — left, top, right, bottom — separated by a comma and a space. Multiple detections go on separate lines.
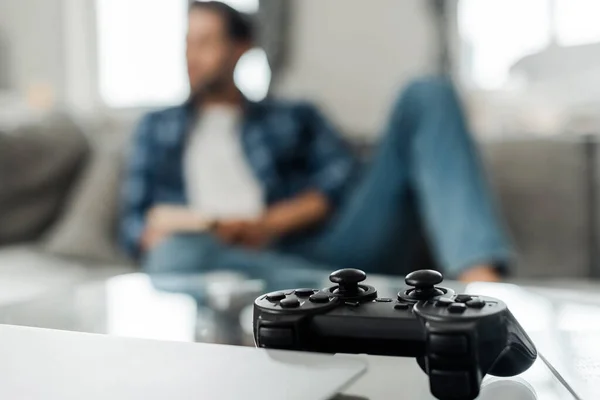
301, 103, 357, 208
262, 190, 330, 236
228, 104, 356, 248
119, 114, 156, 258
227, 190, 329, 248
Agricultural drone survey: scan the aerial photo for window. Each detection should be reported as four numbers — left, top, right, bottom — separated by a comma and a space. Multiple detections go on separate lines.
555, 0, 600, 47
96, 0, 271, 108
459, 0, 600, 90
96, 0, 189, 108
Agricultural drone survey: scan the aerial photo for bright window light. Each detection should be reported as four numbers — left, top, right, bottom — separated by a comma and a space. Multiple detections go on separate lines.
106, 274, 197, 342
460, 0, 600, 90
97, 0, 268, 108
459, 0, 551, 89
196, 0, 259, 14
235, 48, 272, 102
96, 0, 189, 108
555, 0, 600, 47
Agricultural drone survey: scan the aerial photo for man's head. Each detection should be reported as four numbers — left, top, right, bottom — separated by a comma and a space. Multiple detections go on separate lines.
187, 1, 253, 97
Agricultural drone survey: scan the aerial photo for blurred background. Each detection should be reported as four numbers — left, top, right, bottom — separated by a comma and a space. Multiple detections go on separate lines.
2, 0, 600, 341
4, 0, 600, 134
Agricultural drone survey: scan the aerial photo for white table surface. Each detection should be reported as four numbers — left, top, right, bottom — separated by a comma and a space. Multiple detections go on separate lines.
339, 353, 576, 400
0, 275, 597, 399
0, 323, 578, 400
0, 325, 366, 400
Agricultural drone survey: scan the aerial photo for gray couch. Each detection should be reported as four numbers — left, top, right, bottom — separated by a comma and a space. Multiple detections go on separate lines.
483, 136, 597, 279
0, 114, 597, 307
0, 114, 135, 306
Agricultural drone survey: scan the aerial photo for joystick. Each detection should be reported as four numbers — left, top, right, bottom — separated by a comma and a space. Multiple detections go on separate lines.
329, 268, 366, 296
324, 268, 377, 301
404, 269, 445, 300
253, 269, 537, 400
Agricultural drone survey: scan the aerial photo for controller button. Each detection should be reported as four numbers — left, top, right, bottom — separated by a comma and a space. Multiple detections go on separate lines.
280, 298, 300, 308
405, 269, 443, 287
295, 288, 315, 297
394, 303, 410, 310
454, 294, 473, 303
309, 292, 330, 303
330, 268, 367, 284
375, 298, 393, 302
266, 291, 286, 301
429, 334, 469, 355
466, 299, 486, 308
430, 370, 473, 400
448, 303, 467, 313
329, 269, 367, 296
259, 327, 294, 348
333, 286, 366, 295
404, 270, 445, 300
435, 298, 454, 307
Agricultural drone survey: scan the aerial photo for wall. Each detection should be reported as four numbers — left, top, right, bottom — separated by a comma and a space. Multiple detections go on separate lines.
0, 0, 438, 130
0, 0, 66, 105
0, 29, 9, 90
273, 0, 437, 138
62, 0, 100, 113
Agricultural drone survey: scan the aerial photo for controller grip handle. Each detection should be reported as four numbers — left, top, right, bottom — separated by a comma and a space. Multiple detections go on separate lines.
418, 320, 484, 400
488, 310, 537, 377
417, 311, 537, 400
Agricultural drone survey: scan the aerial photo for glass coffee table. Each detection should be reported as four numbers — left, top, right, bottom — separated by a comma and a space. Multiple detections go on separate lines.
0, 272, 414, 346
0, 273, 261, 345
0, 271, 597, 398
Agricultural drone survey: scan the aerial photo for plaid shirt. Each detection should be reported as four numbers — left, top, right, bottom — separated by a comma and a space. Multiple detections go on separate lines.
120, 99, 357, 257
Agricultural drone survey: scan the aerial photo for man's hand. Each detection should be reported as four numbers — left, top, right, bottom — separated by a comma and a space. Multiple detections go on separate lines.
147, 205, 210, 233
213, 220, 247, 245
458, 265, 501, 283
141, 205, 211, 252
140, 227, 169, 251
259, 190, 330, 239
213, 190, 331, 249
238, 220, 276, 248
213, 220, 275, 248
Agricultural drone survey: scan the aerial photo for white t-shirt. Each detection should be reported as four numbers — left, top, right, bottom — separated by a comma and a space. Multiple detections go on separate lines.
184, 105, 265, 220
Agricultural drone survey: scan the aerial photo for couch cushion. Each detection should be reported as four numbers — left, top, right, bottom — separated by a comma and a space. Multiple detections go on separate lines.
482, 136, 591, 278
43, 136, 131, 264
0, 114, 88, 244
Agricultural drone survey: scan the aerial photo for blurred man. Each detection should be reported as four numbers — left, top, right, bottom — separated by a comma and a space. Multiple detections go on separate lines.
120, 1, 511, 285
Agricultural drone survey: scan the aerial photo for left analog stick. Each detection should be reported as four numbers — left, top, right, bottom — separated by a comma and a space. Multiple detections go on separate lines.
329, 268, 366, 296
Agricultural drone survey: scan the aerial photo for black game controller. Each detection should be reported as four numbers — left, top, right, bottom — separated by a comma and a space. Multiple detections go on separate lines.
253, 269, 537, 400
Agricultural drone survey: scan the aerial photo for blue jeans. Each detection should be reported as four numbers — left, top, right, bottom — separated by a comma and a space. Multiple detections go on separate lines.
145, 77, 512, 288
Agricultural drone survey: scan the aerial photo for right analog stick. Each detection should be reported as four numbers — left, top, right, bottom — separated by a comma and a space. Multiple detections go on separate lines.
405, 270, 444, 300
